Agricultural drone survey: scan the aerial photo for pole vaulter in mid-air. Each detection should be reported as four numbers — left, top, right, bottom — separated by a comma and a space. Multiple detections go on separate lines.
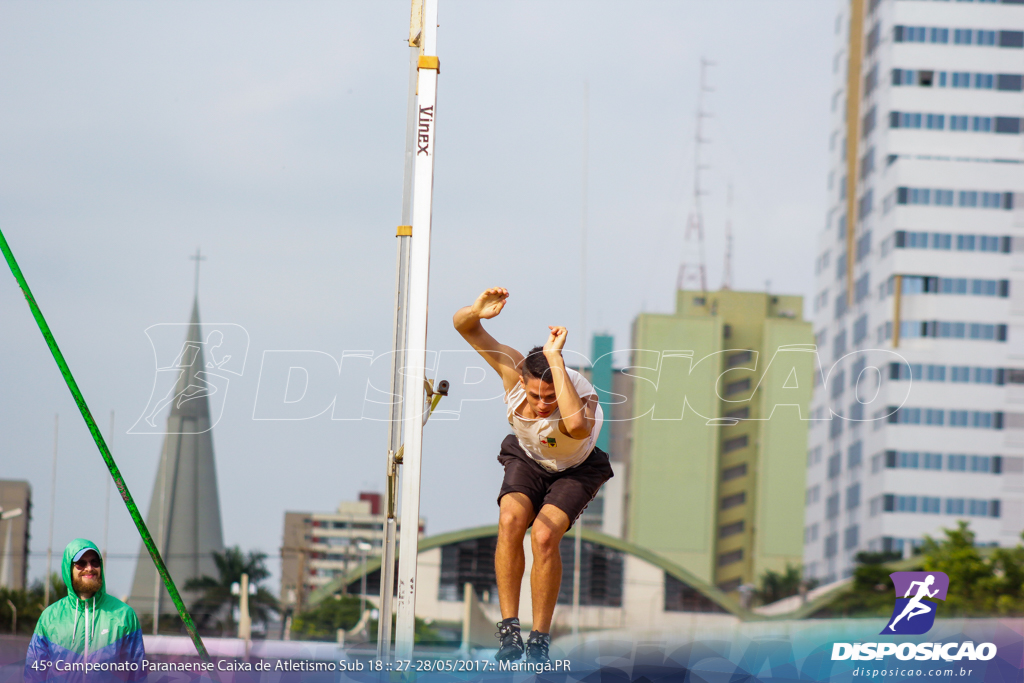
454, 287, 613, 664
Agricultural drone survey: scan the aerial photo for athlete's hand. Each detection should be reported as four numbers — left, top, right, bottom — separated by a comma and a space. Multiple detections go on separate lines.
472, 287, 508, 320
544, 326, 568, 356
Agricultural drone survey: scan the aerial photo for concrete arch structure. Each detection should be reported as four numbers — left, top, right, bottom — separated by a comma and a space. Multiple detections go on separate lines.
307, 525, 750, 633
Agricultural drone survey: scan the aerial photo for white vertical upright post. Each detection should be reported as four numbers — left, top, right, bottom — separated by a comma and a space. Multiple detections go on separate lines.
43, 414, 58, 607
378, 12, 422, 658
395, 0, 439, 661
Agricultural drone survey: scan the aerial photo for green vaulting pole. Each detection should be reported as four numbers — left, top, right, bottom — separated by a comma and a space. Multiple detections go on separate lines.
0, 228, 211, 662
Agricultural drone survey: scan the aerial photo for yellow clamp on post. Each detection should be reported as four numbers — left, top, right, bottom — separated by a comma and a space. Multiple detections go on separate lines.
396, 225, 412, 237
417, 55, 440, 74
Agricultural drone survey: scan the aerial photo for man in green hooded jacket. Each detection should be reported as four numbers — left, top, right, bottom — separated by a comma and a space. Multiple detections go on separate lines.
25, 538, 145, 682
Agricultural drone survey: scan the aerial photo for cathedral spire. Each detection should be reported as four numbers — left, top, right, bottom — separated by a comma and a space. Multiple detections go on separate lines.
128, 289, 225, 628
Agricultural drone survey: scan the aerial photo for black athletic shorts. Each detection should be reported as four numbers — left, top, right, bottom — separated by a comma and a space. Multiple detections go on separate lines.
496, 433, 613, 529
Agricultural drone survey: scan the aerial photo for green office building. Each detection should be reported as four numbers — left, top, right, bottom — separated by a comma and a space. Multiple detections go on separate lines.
627, 288, 814, 593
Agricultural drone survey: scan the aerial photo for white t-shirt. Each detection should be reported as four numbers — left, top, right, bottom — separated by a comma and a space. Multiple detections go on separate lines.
503, 367, 604, 472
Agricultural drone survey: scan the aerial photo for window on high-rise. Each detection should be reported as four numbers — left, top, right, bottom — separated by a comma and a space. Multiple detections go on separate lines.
728, 350, 753, 367
894, 189, 1013, 211
864, 65, 878, 97
867, 22, 881, 55
828, 454, 842, 480
719, 520, 744, 538
854, 273, 871, 303
998, 74, 1023, 91
826, 493, 840, 519
895, 25, 1021, 48
724, 406, 749, 420
718, 549, 743, 567
722, 435, 749, 453
844, 525, 859, 550
859, 192, 874, 219
722, 463, 747, 482
996, 117, 1022, 134
831, 370, 846, 399
725, 379, 751, 397
862, 108, 876, 138
846, 484, 861, 511
973, 116, 993, 132
721, 492, 745, 510
848, 441, 863, 469
853, 314, 869, 344
833, 329, 847, 361
1000, 30, 1024, 48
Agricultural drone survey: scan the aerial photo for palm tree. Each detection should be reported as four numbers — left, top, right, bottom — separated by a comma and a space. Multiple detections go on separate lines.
184, 547, 279, 635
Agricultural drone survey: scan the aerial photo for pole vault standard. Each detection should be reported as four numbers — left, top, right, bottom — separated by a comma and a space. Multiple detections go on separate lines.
0, 230, 211, 663
393, 0, 440, 661
377, 0, 421, 657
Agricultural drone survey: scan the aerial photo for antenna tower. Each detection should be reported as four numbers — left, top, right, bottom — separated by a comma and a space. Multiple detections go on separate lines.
677, 58, 714, 296
722, 182, 733, 290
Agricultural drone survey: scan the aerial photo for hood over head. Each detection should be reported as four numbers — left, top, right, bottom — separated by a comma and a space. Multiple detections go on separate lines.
61, 538, 105, 599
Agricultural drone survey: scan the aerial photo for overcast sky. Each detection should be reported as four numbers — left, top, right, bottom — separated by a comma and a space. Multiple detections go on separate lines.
0, 1, 835, 599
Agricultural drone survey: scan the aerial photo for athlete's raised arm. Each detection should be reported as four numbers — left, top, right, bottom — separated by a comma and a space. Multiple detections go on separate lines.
454, 288, 524, 392
544, 326, 598, 439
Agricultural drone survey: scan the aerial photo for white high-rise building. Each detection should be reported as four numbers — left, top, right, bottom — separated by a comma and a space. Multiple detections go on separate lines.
805, 0, 1024, 584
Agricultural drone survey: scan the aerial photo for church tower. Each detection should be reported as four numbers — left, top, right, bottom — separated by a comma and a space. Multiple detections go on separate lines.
128, 297, 226, 622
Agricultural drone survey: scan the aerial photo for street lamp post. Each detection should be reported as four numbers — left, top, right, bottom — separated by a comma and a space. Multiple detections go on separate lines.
356, 541, 372, 623
0, 507, 25, 590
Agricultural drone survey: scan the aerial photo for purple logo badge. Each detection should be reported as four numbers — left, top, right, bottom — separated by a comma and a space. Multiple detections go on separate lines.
882, 571, 949, 635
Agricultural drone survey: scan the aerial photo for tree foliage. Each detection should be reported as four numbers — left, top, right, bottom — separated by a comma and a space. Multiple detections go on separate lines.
920, 521, 1024, 616
815, 522, 1024, 618
184, 547, 279, 635
755, 564, 818, 605
812, 551, 903, 618
0, 574, 67, 635
290, 594, 442, 644
290, 595, 363, 640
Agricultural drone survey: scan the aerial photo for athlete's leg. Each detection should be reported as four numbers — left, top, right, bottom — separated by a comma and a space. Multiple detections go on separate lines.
907, 603, 931, 619
889, 604, 912, 629
496, 492, 534, 619
529, 504, 570, 633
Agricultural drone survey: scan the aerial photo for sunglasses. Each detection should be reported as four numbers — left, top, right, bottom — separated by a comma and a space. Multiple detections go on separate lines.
74, 558, 102, 569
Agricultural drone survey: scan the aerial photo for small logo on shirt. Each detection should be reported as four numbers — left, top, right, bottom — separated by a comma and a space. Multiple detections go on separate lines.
101, 629, 109, 635
542, 437, 557, 447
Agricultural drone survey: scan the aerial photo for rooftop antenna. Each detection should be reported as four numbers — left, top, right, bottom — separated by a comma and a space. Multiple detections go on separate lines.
677, 58, 715, 298
722, 182, 733, 290
572, 80, 588, 638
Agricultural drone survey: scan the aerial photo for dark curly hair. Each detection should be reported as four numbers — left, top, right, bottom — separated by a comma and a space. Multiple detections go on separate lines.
520, 346, 553, 382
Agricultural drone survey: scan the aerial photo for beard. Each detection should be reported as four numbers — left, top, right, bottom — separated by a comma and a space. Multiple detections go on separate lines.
72, 573, 102, 597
